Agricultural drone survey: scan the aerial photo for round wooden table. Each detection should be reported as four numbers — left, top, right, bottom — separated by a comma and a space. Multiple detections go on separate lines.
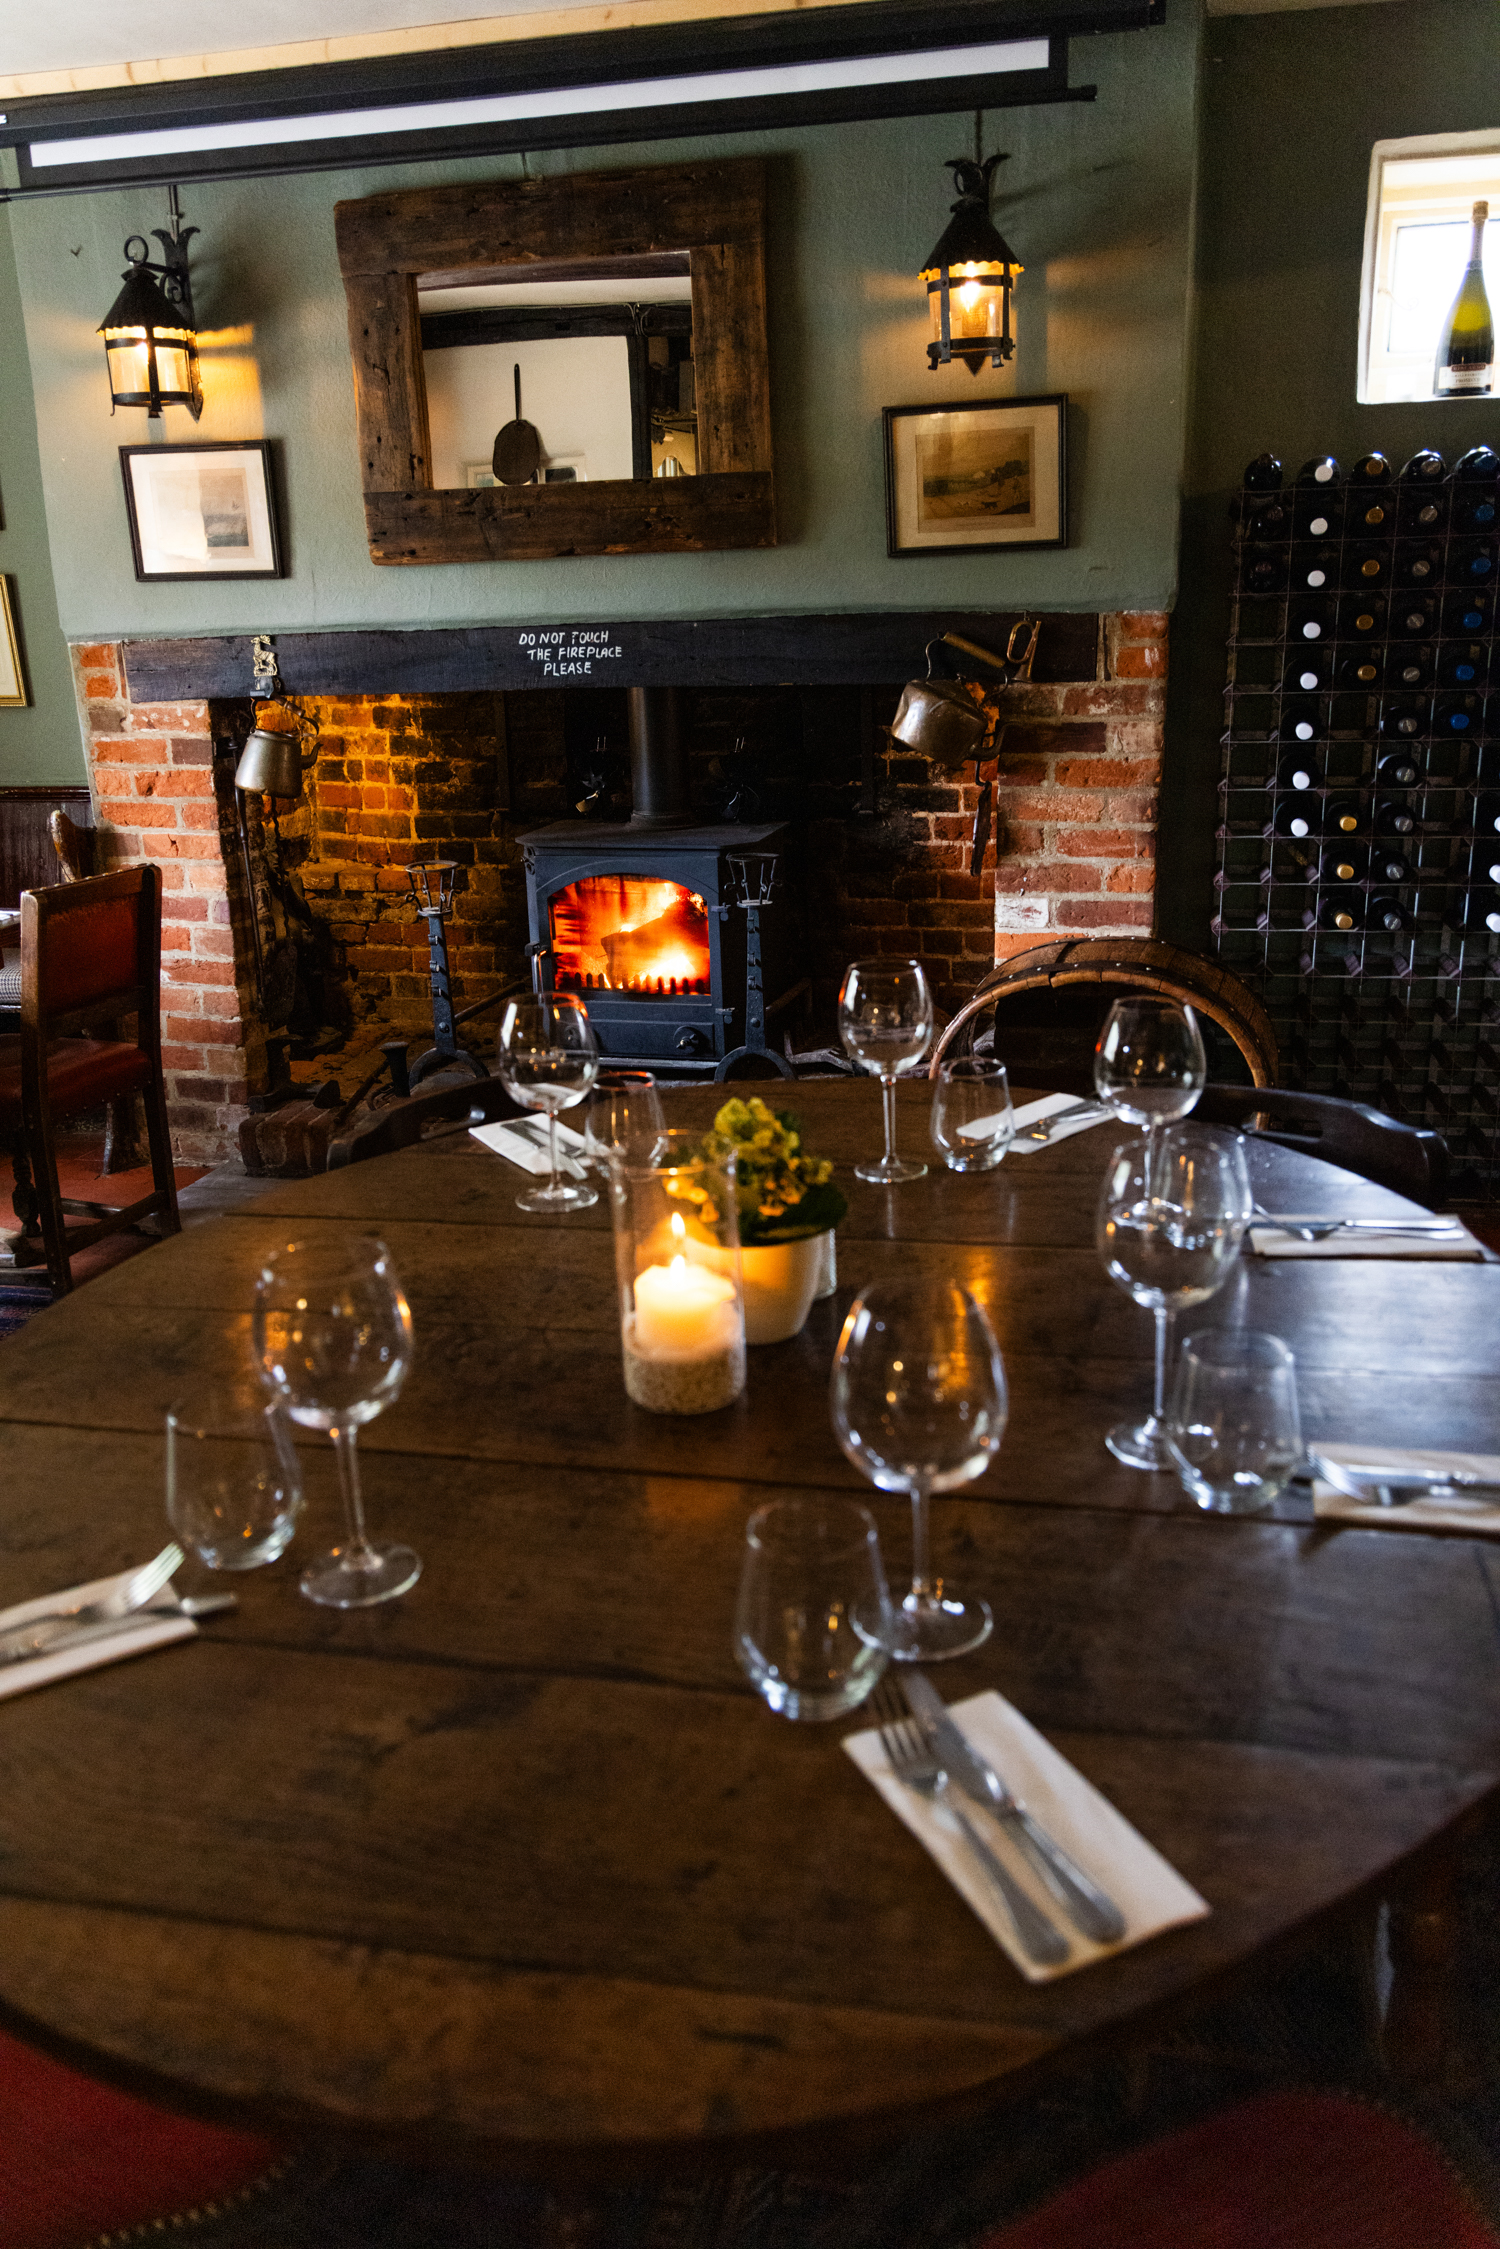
2, 1079, 1498, 2165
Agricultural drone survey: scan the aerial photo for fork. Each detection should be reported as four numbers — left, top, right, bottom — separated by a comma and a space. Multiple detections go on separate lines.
1250, 1204, 1462, 1242
1018, 1101, 1112, 1145
869, 1678, 1070, 1968
0, 1543, 185, 1662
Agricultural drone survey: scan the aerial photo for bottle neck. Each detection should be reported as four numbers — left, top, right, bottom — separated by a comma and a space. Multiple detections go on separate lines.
1470, 206, 1488, 270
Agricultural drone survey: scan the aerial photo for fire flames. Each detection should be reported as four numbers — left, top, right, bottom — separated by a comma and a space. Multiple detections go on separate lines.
550, 876, 712, 997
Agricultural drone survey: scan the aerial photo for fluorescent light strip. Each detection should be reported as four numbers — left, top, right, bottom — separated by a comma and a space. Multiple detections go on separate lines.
26, 37, 1050, 168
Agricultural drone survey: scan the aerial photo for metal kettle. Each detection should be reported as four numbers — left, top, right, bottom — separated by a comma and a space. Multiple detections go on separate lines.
233, 703, 319, 799
890, 622, 1040, 767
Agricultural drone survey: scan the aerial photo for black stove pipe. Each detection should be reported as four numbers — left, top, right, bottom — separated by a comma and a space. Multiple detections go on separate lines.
627, 686, 691, 827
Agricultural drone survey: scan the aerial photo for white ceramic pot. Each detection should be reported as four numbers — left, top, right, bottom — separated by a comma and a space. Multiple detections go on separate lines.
699, 1231, 832, 1345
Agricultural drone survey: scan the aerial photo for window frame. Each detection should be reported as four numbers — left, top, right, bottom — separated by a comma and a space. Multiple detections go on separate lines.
1358, 127, 1500, 405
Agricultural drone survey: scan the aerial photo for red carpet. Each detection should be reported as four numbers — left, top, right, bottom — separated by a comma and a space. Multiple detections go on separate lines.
0, 2023, 285, 2249
978, 2090, 1500, 2249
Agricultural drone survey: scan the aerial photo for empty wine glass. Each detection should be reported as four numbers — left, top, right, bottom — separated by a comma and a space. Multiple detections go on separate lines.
830, 1278, 1006, 1661
253, 1235, 419, 1608
497, 992, 600, 1213
1094, 998, 1207, 1145
583, 1069, 665, 1174
1167, 1331, 1302, 1516
1097, 1127, 1252, 1473
838, 958, 935, 1185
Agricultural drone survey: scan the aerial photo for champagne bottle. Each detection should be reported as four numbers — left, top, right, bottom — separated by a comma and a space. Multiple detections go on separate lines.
1436, 211, 1494, 396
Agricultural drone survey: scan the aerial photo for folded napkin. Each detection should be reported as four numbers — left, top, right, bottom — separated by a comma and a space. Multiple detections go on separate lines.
844, 1688, 1208, 1982
1312, 1444, 1500, 1535
1248, 1219, 1483, 1260
471, 1117, 591, 1177
0, 1568, 197, 1703
1004, 1094, 1114, 1157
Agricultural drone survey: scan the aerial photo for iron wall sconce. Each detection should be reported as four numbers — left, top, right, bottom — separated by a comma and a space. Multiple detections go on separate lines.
98, 187, 202, 418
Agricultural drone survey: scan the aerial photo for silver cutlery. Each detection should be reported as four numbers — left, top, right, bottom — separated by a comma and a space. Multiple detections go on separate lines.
869, 1677, 1069, 1968
1018, 1101, 1112, 1145
901, 1671, 1126, 1945
1251, 1205, 1463, 1242
0, 1590, 237, 1669
1309, 1452, 1500, 1509
0, 1543, 184, 1663
507, 1117, 588, 1179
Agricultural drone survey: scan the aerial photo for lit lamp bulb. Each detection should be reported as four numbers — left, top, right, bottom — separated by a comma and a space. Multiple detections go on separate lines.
922, 155, 1023, 376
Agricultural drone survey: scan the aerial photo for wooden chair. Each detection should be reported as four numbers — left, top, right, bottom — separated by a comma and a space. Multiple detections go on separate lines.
0, 866, 181, 1293
328, 1074, 523, 1168
47, 807, 146, 1174
929, 938, 1279, 1096
1195, 1083, 1449, 1209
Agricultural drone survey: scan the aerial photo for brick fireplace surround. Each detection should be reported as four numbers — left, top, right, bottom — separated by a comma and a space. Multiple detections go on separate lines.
72, 613, 1166, 1165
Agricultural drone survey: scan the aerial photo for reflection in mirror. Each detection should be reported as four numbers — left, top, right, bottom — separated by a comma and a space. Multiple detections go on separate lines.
419, 253, 696, 487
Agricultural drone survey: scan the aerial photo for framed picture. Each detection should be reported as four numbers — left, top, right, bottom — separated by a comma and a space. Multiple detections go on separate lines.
119, 441, 284, 582
0, 578, 28, 707
883, 394, 1067, 559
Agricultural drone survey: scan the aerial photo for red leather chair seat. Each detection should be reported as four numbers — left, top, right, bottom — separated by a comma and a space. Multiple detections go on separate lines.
0, 1036, 152, 1125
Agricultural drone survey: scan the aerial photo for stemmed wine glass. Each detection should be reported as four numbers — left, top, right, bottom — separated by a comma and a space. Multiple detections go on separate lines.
1094, 998, 1207, 1147
497, 993, 600, 1213
830, 1278, 1007, 1661
253, 1235, 419, 1608
838, 958, 935, 1185
1097, 1126, 1252, 1472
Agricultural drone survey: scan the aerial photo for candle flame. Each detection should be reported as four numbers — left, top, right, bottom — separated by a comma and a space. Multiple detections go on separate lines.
670, 1210, 687, 1272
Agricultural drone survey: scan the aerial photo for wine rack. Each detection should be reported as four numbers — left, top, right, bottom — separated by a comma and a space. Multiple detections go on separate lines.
1212, 447, 1500, 1198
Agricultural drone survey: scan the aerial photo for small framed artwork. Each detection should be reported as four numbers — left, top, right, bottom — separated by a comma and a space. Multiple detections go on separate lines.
883, 394, 1067, 559
0, 577, 28, 707
119, 440, 284, 582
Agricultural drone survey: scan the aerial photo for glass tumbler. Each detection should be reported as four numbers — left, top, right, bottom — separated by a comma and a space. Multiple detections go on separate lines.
735, 1497, 893, 1721
931, 1057, 1015, 1171
1167, 1330, 1303, 1515
166, 1383, 303, 1570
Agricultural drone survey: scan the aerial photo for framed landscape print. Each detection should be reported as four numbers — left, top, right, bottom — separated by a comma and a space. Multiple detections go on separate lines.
0, 578, 28, 707
119, 441, 284, 582
883, 394, 1067, 559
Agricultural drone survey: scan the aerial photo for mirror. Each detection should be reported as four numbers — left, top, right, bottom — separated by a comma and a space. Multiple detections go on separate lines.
420, 253, 697, 485
335, 160, 773, 564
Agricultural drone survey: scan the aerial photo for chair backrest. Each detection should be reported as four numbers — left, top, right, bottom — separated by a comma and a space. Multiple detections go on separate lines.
1194, 1083, 1450, 1209
328, 1075, 522, 1168
929, 937, 1279, 1095
20, 865, 162, 1039
47, 808, 95, 883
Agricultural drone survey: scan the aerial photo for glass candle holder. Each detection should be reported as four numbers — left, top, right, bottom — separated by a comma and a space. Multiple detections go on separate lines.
610, 1131, 747, 1416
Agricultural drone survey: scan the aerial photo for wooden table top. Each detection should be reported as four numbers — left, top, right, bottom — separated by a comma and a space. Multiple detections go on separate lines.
2, 1078, 1499, 2166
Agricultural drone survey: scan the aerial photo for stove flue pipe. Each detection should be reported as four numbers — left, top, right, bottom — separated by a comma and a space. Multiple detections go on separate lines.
627, 686, 691, 827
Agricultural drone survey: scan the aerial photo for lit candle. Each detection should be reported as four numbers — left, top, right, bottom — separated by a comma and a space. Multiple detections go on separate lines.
632, 1214, 737, 1357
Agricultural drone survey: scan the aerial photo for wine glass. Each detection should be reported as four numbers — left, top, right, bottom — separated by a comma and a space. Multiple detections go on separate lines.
252, 1235, 419, 1608
830, 1278, 1006, 1662
497, 992, 600, 1213
1094, 998, 1207, 1147
838, 958, 935, 1185
582, 1069, 665, 1174
1097, 1126, 1252, 1473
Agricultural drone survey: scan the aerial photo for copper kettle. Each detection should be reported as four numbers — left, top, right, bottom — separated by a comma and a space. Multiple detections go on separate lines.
233, 702, 320, 799
890, 621, 1039, 766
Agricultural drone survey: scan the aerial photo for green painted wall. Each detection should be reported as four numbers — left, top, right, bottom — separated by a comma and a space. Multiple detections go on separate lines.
1159, 0, 1500, 948
0, 207, 85, 783
7, 2, 1199, 646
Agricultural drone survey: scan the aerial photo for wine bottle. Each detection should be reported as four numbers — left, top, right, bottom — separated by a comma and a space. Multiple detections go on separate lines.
1289, 598, 1336, 642
1275, 750, 1319, 792
1317, 840, 1366, 883
1295, 493, 1341, 541
1471, 789, 1500, 836
1344, 545, 1388, 586
1272, 794, 1321, 840
1444, 588, 1492, 633
1379, 694, 1428, 739
1368, 846, 1413, 886
1285, 652, 1328, 693
1243, 452, 1284, 490
1324, 796, 1364, 836
1376, 749, 1422, 788
1390, 648, 1432, 689
1434, 692, 1483, 735
1439, 644, 1487, 689
1458, 885, 1500, 936
1391, 599, 1435, 637
1454, 487, 1499, 532
1352, 496, 1394, 535
1350, 452, 1393, 484
1291, 546, 1339, 590
1453, 443, 1500, 481
1395, 542, 1442, 585
1436, 210, 1494, 395
1316, 889, 1363, 933
1277, 697, 1323, 744
1368, 895, 1411, 934
1297, 455, 1340, 486
1338, 651, 1382, 689
1243, 554, 1288, 594
1239, 495, 1290, 541
1450, 539, 1496, 581
1344, 598, 1386, 638
1467, 836, 1500, 886
1398, 488, 1447, 534
1400, 448, 1447, 483
1373, 799, 1418, 838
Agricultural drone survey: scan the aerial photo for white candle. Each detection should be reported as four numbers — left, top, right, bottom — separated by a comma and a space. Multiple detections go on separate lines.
633, 1256, 737, 1357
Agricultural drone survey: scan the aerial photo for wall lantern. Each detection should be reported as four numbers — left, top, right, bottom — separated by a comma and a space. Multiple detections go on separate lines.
98, 187, 202, 419
922, 153, 1022, 376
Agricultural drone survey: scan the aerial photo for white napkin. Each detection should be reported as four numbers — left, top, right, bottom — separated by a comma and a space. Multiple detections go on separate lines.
471, 1117, 591, 1177
0, 1568, 198, 1703
1004, 1094, 1113, 1156
1312, 1444, 1500, 1534
1248, 1219, 1483, 1260
844, 1688, 1208, 1982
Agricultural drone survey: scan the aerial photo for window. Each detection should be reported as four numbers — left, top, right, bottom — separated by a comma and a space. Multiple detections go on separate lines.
1359, 130, 1500, 404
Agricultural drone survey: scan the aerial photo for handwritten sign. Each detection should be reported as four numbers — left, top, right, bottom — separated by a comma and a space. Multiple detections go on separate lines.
517, 630, 625, 679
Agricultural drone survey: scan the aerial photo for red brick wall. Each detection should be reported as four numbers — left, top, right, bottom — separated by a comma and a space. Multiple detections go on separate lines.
73, 644, 259, 1166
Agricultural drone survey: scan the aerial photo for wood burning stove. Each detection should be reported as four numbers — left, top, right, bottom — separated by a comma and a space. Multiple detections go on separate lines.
521, 687, 793, 1070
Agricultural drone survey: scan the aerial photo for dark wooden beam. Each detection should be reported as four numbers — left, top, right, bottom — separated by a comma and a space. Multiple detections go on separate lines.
120, 612, 1100, 701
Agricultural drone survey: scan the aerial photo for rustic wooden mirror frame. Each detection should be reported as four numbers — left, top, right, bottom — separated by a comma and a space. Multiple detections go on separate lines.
334, 157, 774, 566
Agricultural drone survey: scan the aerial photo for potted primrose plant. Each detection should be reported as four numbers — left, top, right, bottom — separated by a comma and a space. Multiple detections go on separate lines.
670, 1097, 848, 1345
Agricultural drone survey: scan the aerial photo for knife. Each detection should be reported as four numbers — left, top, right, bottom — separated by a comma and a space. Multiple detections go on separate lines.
0, 1595, 237, 1668
505, 1117, 589, 1179
902, 1672, 1128, 1946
